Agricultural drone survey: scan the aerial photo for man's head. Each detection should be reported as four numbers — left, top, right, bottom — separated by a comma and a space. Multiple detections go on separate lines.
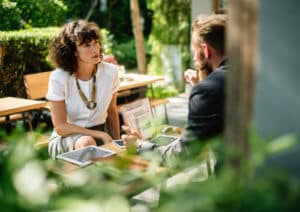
191, 14, 226, 72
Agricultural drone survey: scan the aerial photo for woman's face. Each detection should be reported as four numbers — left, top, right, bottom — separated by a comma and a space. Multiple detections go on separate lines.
76, 39, 101, 65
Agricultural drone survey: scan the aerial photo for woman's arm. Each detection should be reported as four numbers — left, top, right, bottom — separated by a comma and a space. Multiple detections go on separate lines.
49, 101, 112, 143
106, 92, 120, 139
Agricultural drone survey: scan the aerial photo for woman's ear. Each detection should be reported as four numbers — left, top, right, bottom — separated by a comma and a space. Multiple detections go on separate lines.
201, 43, 211, 58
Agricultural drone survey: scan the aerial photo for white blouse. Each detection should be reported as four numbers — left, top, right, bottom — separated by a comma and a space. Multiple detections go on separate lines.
46, 62, 119, 128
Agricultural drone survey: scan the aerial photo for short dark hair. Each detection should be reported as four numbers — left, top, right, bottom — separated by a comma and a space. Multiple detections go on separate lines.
192, 14, 226, 55
49, 20, 102, 74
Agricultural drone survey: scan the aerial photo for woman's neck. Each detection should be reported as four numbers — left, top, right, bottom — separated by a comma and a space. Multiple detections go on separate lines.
76, 64, 96, 81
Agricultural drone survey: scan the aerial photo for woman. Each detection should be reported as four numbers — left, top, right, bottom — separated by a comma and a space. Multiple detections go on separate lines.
47, 20, 120, 159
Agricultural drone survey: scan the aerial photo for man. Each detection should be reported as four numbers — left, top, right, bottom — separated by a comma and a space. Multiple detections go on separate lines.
183, 14, 227, 140
158, 14, 227, 156
123, 14, 227, 156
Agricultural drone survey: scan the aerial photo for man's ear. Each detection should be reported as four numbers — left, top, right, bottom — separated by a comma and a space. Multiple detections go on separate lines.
201, 43, 211, 58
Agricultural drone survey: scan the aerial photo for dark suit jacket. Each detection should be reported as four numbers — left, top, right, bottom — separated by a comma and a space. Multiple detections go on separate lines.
182, 60, 227, 142
158, 60, 227, 158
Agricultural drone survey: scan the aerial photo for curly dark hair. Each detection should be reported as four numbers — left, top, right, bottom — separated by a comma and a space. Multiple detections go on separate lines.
49, 19, 103, 74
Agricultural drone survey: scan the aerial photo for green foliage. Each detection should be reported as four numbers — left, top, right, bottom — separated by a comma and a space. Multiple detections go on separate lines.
157, 169, 300, 211
0, 0, 67, 30
14, 0, 67, 28
100, 28, 114, 55
61, 0, 153, 69
62, 0, 151, 43
147, 0, 191, 91
0, 0, 22, 31
0, 127, 165, 211
0, 27, 58, 97
112, 39, 137, 69
111, 38, 152, 69
147, 0, 190, 45
146, 85, 179, 99
1, 125, 300, 211
0, 27, 114, 97
156, 133, 300, 211
0, 0, 154, 71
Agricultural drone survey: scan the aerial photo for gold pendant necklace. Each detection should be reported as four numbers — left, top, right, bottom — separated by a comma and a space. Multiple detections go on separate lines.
76, 74, 97, 110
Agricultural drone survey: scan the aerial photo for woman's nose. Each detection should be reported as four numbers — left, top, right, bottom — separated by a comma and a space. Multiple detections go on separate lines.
90, 42, 99, 51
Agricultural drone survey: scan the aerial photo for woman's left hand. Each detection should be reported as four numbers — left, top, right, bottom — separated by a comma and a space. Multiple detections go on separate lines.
97, 131, 113, 144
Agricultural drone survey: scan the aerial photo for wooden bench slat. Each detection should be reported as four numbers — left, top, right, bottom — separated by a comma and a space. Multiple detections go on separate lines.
149, 98, 169, 107
0, 113, 24, 124
24, 71, 51, 100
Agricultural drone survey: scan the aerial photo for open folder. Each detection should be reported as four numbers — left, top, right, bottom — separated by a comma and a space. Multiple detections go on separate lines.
119, 98, 154, 140
119, 98, 179, 152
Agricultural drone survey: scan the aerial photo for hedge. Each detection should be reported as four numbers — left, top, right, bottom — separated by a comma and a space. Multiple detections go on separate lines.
0, 27, 113, 98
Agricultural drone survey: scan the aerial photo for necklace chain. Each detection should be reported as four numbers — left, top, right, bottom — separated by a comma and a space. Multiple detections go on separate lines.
76, 73, 97, 110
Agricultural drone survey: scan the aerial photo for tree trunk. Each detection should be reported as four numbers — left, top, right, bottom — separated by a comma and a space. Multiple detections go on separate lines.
130, 0, 147, 74
225, 0, 258, 168
85, 0, 98, 20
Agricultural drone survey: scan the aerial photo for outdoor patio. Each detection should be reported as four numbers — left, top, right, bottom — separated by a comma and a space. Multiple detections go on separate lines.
1, 0, 300, 211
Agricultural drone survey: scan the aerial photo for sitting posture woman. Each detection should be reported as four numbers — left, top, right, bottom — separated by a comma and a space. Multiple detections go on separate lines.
47, 20, 120, 158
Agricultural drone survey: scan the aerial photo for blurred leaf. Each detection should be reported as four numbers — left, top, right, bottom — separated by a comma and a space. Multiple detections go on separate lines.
266, 134, 297, 155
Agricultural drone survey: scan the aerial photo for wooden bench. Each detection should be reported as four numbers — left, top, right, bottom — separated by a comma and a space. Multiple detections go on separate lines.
0, 113, 24, 123
0, 113, 29, 129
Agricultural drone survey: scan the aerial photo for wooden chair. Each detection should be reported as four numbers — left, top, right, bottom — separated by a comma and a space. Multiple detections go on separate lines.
24, 71, 51, 110
149, 98, 169, 123
21, 71, 52, 145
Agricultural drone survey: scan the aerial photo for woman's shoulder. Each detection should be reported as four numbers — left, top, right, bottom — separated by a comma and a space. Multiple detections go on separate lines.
50, 68, 72, 81
98, 62, 118, 77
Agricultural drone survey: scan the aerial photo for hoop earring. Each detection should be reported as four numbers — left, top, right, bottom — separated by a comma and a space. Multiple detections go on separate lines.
99, 54, 103, 62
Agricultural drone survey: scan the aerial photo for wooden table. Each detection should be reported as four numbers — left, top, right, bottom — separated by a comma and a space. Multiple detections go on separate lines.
0, 97, 47, 130
119, 73, 164, 92
0, 97, 47, 117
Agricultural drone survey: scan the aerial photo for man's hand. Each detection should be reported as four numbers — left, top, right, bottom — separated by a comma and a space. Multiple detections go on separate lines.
121, 125, 142, 139
121, 125, 141, 153
103, 55, 119, 65
184, 69, 199, 86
